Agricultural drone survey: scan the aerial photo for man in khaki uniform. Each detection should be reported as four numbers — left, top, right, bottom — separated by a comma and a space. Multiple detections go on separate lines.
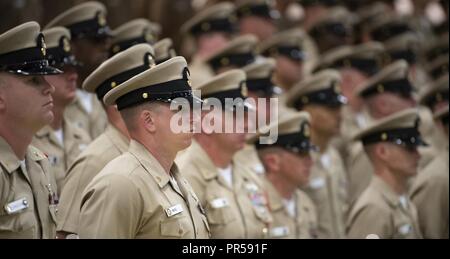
205, 34, 258, 76
314, 42, 385, 202
382, 33, 425, 84
347, 109, 424, 239
350, 60, 425, 201
417, 74, 449, 162
56, 44, 155, 239
32, 27, 91, 193
154, 38, 178, 64
235, 0, 279, 41
307, 7, 356, 54
181, 2, 237, 86
0, 22, 62, 239
109, 18, 159, 57
78, 57, 210, 239
410, 106, 449, 239
258, 28, 318, 92
234, 58, 281, 177
45, 1, 112, 139
248, 112, 318, 239
315, 42, 385, 140
177, 70, 272, 239
297, 0, 338, 31
286, 69, 349, 239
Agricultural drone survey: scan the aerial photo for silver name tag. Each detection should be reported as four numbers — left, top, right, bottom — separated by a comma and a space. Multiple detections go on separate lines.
165, 204, 184, 217
310, 177, 326, 189
270, 226, 290, 238
210, 198, 229, 209
4, 198, 29, 215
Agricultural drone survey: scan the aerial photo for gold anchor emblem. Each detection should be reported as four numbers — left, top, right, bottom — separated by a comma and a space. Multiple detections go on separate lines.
63, 37, 71, 52
145, 31, 154, 43
241, 84, 248, 97
40, 36, 47, 57
303, 123, 310, 137
98, 13, 107, 26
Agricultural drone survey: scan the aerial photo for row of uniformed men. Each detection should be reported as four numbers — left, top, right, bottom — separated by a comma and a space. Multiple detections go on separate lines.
1, 0, 448, 239
180, 0, 449, 239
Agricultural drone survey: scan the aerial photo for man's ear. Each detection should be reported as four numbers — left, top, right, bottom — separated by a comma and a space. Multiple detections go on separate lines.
262, 152, 281, 173
375, 143, 390, 163
141, 109, 157, 133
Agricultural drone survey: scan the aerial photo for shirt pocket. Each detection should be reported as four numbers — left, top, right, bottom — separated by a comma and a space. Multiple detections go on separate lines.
250, 204, 272, 224
393, 217, 416, 239
160, 215, 192, 238
0, 197, 36, 239
205, 198, 236, 225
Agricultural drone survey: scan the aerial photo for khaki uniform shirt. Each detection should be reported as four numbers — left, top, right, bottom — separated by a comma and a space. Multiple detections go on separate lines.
57, 125, 129, 235
32, 120, 91, 193
302, 146, 349, 239
347, 176, 423, 239
410, 147, 449, 239
78, 140, 210, 239
0, 137, 58, 239
346, 142, 375, 204
178, 140, 272, 239
64, 90, 107, 139
234, 144, 266, 178
417, 106, 447, 169
265, 178, 318, 239
345, 108, 444, 203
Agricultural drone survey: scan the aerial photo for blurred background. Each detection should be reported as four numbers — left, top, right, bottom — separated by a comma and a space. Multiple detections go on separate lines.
1, 0, 447, 61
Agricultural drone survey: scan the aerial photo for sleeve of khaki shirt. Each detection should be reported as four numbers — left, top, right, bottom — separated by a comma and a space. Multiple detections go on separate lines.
347, 205, 392, 239
410, 171, 448, 239
78, 174, 142, 239
57, 154, 108, 234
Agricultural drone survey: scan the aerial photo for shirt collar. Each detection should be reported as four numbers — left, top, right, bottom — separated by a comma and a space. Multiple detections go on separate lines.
128, 139, 176, 189
105, 124, 129, 154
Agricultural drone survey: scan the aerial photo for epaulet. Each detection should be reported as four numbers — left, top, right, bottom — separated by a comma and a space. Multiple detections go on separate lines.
28, 145, 47, 161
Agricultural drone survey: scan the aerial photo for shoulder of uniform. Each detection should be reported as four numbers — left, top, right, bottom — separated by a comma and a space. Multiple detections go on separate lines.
412, 158, 449, 192
69, 122, 92, 142
28, 145, 47, 161
236, 161, 265, 188
350, 192, 391, 220
297, 189, 315, 209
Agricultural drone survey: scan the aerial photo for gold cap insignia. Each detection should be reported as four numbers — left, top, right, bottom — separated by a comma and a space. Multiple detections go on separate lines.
301, 96, 309, 104
112, 45, 120, 54
39, 35, 47, 57
229, 15, 238, 23
303, 123, 310, 137
241, 84, 248, 97
62, 37, 71, 52
145, 31, 154, 43
98, 13, 107, 27
220, 57, 230, 66
201, 22, 211, 32
343, 59, 351, 68
377, 84, 384, 93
